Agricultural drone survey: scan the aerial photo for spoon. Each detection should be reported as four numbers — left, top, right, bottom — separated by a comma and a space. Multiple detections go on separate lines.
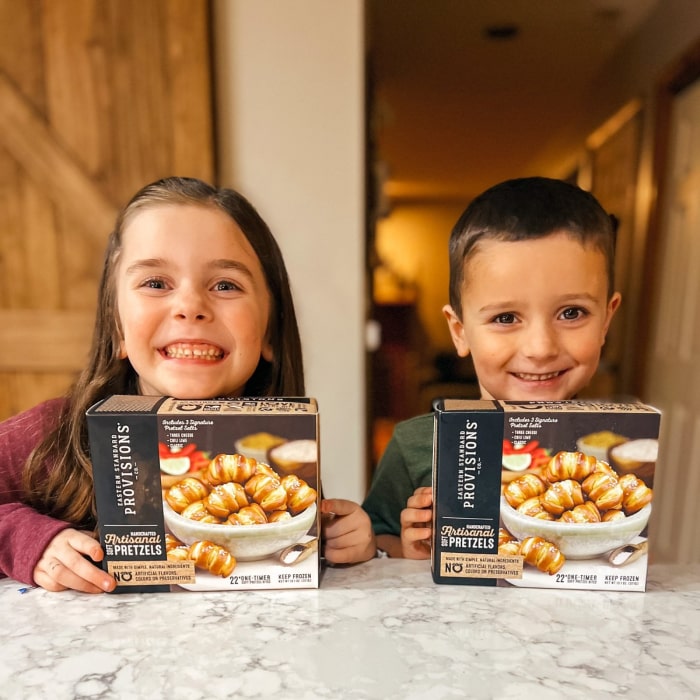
608, 539, 648, 567
279, 537, 318, 566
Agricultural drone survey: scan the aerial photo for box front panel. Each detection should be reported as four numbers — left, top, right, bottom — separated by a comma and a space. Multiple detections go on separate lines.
498, 402, 661, 591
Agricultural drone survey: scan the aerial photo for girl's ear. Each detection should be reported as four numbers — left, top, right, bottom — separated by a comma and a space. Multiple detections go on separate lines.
117, 337, 128, 359
261, 340, 274, 363
443, 304, 470, 358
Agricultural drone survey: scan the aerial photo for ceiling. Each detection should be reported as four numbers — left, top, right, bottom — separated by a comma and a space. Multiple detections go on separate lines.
367, 0, 660, 204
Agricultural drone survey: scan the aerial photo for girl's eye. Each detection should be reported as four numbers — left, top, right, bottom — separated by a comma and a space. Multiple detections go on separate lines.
493, 312, 516, 325
560, 307, 587, 321
141, 278, 167, 290
213, 280, 242, 292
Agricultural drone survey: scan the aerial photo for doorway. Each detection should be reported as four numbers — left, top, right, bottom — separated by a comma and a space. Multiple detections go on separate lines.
640, 43, 700, 564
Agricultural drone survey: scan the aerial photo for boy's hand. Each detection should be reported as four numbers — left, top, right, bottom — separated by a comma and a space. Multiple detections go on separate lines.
321, 498, 376, 564
400, 486, 433, 559
33, 528, 116, 594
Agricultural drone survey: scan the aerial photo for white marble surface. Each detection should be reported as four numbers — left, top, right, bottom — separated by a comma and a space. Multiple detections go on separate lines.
1, 560, 699, 699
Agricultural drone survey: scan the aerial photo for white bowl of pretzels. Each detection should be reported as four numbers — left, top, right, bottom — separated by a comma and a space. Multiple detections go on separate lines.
500, 450, 653, 560
162, 453, 318, 562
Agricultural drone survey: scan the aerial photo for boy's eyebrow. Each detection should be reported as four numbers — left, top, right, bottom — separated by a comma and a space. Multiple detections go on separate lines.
125, 258, 255, 279
477, 292, 600, 313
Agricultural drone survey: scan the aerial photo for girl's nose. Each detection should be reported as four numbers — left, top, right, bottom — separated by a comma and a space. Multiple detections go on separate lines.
173, 287, 212, 321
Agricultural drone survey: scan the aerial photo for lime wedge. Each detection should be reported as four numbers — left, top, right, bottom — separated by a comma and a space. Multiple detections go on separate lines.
160, 456, 191, 475
502, 453, 532, 472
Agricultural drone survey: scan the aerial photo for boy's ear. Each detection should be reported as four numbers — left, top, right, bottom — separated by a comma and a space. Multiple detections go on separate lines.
442, 304, 470, 358
602, 291, 623, 342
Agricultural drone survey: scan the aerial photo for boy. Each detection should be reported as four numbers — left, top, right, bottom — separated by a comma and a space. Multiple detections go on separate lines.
363, 177, 621, 558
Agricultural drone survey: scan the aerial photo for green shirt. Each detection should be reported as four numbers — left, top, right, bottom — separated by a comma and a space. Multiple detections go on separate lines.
362, 413, 434, 536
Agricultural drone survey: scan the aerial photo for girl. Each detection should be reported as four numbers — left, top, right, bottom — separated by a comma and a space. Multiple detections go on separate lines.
0, 177, 375, 593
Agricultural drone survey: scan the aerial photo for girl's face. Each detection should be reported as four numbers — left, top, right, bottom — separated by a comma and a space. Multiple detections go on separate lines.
443, 232, 621, 401
116, 204, 273, 399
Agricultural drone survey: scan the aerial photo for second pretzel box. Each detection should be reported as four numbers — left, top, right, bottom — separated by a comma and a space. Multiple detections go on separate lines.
87, 396, 320, 593
432, 399, 661, 591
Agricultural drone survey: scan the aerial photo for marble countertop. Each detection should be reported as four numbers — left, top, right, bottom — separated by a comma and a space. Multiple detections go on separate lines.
2, 560, 699, 699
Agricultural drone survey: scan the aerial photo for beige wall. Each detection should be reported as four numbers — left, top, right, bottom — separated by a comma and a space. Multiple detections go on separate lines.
213, 1, 366, 502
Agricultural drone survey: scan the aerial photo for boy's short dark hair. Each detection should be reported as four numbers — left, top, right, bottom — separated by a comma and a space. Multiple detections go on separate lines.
448, 177, 617, 316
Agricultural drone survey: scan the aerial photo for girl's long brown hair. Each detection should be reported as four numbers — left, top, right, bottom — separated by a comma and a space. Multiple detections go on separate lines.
22, 177, 305, 528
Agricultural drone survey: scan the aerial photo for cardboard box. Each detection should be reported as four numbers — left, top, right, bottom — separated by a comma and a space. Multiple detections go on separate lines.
87, 396, 320, 592
432, 399, 661, 591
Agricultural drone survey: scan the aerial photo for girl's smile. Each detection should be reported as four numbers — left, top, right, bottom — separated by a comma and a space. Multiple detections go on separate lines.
160, 341, 226, 361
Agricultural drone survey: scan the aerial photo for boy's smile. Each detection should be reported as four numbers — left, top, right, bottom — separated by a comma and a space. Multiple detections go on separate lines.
116, 204, 273, 399
444, 232, 621, 401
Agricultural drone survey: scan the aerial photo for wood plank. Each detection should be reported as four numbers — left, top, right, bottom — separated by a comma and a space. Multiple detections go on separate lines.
0, 309, 94, 371
0, 0, 45, 111
106, 0, 172, 197
0, 152, 24, 307
166, 0, 214, 178
43, 0, 105, 176
0, 72, 117, 238
19, 174, 63, 309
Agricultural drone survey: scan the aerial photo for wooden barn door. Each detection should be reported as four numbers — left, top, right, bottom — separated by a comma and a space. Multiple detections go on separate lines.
0, 0, 214, 420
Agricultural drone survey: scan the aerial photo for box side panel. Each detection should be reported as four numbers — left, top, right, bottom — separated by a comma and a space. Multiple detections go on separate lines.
432, 406, 505, 586
88, 409, 170, 593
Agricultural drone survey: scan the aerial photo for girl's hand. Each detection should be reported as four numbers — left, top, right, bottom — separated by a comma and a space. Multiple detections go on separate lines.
321, 498, 376, 564
400, 486, 433, 559
33, 529, 116, 594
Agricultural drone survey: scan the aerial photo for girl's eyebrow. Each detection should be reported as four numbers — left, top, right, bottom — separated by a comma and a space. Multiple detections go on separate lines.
125, 258, 255, 279
213, 259, 255, 279
124, 258, 166, 275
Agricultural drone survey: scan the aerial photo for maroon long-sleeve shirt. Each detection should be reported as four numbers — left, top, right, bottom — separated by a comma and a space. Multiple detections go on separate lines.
0, 398, 72, 585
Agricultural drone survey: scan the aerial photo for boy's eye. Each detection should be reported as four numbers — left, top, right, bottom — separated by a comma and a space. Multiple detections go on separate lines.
560, 307, 587, 321
493, 313, 516, 325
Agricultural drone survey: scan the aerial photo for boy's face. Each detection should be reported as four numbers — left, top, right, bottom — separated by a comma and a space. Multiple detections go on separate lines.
115, 203, 273, 399
443, 232, 621, 401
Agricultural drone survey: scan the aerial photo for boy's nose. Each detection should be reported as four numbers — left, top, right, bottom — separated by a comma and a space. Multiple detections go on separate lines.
522, 323, 559, 359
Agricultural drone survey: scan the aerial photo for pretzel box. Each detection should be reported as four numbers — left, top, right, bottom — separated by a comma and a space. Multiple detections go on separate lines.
432, 399, 661, 591
87, 396, 320, 593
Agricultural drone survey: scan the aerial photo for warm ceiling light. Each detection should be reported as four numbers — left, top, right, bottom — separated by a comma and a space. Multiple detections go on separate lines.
483, 24, 520, 40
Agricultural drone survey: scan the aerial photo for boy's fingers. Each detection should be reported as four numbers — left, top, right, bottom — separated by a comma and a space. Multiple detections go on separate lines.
403, 527, 431, 543
406, 487, 433, 509
400, 507, 432, 526
406, 494, 432, 509
414, 486, 433, 497
321, 498, 357, 517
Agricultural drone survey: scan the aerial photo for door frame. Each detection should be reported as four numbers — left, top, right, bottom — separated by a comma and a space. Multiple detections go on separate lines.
633, 38, 700, 397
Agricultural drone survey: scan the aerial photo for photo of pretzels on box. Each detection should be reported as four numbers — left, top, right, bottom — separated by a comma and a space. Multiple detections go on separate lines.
431, 399, 661, 592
